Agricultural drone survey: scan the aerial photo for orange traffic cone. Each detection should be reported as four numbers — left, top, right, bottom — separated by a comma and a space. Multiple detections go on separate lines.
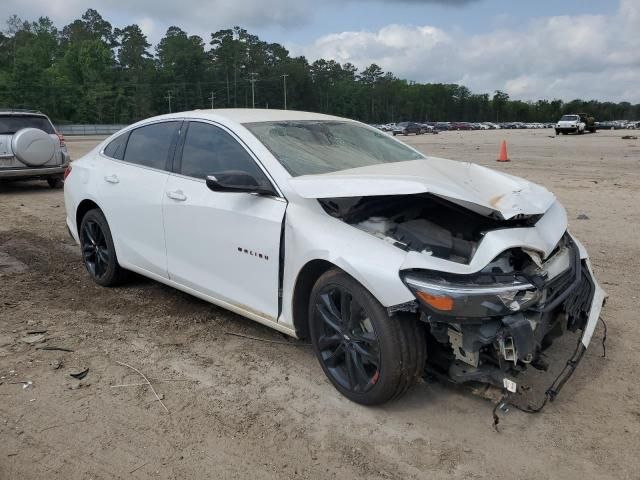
497, 140, 510, 162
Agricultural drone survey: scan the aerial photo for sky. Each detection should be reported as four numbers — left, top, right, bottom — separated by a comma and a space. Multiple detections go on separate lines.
4, 0, 639, 102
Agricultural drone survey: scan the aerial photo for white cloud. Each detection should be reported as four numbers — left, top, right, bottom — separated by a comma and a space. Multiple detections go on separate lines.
3, 0, 637, 101
302, 1, 640, 102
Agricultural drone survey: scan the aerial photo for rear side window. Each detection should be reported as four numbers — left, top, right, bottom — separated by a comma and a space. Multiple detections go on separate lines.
179, 122, 268, 184
103, 133, 128, 160
0, 115, 55, 134
123, 122, 180, 170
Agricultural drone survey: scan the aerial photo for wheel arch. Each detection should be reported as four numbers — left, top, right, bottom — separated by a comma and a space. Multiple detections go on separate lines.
291, 259, 337, 340
75, 198, 102, 233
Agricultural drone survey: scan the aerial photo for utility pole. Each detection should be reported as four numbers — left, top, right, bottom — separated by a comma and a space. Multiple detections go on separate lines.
281, 73, 289, 110
209, 91, 216, 109
249, 73, 258, 109
165, 91, 173, 113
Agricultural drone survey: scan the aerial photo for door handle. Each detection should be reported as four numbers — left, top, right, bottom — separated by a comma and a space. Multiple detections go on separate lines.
104, 174, 119, 184
166, 190, 187, 201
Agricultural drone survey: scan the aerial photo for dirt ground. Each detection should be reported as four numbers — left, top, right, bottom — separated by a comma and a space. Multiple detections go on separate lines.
1, 129, 639, 480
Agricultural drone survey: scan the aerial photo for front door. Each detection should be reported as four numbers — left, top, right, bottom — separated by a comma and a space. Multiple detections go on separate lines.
162, 121, 286, 320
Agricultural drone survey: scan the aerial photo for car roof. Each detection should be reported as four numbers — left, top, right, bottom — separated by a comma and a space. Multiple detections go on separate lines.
166, 108, 348, 124
0, 110, 48, 118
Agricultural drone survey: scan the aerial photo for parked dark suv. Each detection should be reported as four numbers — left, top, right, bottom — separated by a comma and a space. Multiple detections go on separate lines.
0, 109, 70, 188
393, 122, 423, 136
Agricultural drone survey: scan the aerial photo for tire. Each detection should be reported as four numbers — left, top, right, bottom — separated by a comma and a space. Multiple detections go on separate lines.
79, 208, 125, 287
555, 129, 560, 135
47, 177, 63, 189
308, 269, 426, 405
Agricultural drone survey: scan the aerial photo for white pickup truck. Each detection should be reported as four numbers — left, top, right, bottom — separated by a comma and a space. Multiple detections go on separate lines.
555, 113, 596, 135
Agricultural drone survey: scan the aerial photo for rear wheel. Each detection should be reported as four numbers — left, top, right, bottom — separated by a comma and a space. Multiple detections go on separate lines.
47, 177, 63, 189
308, 269, 426, 405
79, 209, 125, 286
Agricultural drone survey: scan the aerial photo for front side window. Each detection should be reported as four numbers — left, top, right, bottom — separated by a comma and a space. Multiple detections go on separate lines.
123, 122, 180, 170
244, 120, 424, 177
180, 122, 269, 186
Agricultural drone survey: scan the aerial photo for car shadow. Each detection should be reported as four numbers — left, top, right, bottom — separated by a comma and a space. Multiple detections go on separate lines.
0, 179, 60, 193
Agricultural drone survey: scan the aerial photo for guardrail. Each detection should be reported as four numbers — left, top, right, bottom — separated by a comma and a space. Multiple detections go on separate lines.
56, 124, 128, 136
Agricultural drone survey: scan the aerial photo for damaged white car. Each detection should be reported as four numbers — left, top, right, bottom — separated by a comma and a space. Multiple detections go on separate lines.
64, 110, 606, 406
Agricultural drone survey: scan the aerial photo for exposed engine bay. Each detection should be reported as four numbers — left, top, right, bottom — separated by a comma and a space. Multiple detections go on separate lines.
320, 193, 541, 264
320, 193, 597, 395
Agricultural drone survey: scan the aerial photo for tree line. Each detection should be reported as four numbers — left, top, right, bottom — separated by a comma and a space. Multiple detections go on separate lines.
1, 9, 638, 125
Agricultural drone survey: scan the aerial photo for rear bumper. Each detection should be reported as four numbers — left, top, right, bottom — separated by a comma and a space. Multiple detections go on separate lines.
0, 164, 67, 179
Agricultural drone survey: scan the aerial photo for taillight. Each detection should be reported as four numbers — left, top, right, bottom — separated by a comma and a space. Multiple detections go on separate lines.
63, 164, 72, 180
57, 133, 66, 147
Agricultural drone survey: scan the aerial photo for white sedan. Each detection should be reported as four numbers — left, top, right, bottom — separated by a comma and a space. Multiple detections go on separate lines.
64, 109, 606, 406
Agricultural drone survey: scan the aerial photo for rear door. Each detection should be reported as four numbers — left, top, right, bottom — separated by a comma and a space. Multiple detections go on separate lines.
99, 121, 181, 278
162, 120, 286, 320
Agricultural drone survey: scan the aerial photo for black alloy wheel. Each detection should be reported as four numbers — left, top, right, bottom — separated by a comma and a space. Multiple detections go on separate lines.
79, 209, 124, 286
314, 286, 381, 394
82, 219, 109, 279
309, 269, 426, 405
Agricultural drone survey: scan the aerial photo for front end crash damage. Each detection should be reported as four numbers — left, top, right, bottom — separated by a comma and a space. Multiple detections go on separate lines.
318, 192, 606, 404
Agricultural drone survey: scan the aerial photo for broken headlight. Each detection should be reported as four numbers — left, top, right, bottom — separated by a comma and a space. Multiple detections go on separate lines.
402, 272, 540, 318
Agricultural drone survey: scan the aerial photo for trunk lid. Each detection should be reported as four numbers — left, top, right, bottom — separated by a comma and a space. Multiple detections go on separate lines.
288, 158, 555, 220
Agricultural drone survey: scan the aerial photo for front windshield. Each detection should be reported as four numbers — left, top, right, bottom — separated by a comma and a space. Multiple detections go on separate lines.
560, 115, 578, 121
244, 120, 425, 177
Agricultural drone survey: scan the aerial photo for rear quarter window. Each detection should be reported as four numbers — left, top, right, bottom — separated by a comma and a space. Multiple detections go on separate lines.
0, 115, 55, 134
103, 133, 129, 160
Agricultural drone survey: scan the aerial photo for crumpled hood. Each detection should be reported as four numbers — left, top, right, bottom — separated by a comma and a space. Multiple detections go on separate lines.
288, 158, 555, 220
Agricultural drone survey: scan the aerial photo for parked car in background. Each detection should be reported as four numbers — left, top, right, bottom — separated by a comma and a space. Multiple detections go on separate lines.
449, 122, 473, 131
64, 109, 606, 406
393, 122, 423, 136
0, 109, 70, 188
434, 122, 450, 131
418, 123, 438, 134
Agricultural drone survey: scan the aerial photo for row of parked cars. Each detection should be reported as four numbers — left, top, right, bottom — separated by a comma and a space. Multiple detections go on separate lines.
375, 121, 555, 134
595, 120, 640, 130
378, 119, 640, 135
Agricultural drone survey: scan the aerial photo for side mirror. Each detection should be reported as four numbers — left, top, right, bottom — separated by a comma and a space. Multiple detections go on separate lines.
205, 173, 277, 196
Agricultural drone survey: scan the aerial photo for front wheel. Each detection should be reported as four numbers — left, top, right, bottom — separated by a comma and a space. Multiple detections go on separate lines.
308, 269, 426, 405
79, 209, 125, 286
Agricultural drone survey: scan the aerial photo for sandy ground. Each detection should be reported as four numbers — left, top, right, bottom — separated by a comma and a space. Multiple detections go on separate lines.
1, 130, 639, 479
